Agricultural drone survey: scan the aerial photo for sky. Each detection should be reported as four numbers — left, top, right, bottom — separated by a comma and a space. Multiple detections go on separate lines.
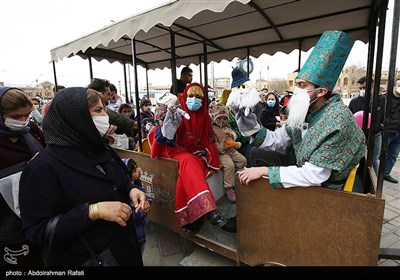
0, 0, 398, 91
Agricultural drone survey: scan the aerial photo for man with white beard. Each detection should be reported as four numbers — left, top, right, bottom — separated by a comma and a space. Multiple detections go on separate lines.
235, 30, 366, 191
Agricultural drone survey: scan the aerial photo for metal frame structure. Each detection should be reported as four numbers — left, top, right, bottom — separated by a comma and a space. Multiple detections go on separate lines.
50, 0, 400, 263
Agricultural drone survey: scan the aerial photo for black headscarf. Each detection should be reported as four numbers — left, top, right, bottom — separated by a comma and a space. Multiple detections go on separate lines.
0, 86, 43, 155
260, 91, 281, 131
43, 87, 108, 155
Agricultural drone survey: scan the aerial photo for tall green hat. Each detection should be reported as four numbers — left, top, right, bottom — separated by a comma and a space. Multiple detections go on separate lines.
297, 30, 354, 92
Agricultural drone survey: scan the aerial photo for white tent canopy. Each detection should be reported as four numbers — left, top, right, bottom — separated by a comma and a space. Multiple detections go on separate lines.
50, 0, 377, 70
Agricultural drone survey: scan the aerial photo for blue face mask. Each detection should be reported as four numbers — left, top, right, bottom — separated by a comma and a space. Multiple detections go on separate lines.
267, 100, 276, 107
186, 97, 202, 111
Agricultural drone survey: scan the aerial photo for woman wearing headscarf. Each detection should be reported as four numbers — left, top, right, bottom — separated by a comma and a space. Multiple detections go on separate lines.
148, 83, 236, 233
19, 87, 147, 266
0, 87, 45, 266
260, 91, 282, 131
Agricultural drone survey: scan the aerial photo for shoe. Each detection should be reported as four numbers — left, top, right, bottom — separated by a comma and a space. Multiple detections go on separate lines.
384, 174, 398, 184
221, 216, 237, 233
225, 187, 236, 203
207, 210, 227, 228
183, 217, 205, 234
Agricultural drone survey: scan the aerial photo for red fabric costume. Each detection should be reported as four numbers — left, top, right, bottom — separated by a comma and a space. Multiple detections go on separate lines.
148, 83, 220, 227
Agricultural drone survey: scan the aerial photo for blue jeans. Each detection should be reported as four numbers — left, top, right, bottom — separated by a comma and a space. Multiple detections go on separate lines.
373, 133, 382, 174
384, 131, 400, 175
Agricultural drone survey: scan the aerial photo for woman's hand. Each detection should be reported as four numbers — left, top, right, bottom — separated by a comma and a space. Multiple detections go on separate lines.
105, 133, 116, 144
107, 125, 118, 135
237, 167, 268, 185
129, 188, 147, 214
90, 201, 132, 227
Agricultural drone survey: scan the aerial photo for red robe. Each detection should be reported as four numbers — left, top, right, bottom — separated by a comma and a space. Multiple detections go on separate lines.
148, 83, 220, 226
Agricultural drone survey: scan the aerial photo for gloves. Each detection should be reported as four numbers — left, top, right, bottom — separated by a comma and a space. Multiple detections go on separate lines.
235, 107, 260, 137
161, 106, 183, 140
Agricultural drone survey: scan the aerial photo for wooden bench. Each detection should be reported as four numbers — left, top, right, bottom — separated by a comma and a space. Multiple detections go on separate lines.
236, 178, 384, 266
115, 148, 385, 266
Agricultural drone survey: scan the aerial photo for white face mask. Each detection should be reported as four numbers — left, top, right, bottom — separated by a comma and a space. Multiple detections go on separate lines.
359, 89, 365, 97
92, 115, 110, 137
395, 87, 400, 95
4, 118, 29, 131
122, 112, 131, 118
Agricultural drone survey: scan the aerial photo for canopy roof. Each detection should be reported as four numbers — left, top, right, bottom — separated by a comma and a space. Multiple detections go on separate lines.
50, 0, 379, 70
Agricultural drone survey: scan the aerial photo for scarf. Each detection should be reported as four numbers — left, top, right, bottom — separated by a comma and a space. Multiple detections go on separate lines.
43, 87, 110, 161
0, 86, 43, 156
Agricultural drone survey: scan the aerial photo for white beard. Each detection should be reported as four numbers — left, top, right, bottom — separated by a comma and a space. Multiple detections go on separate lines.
286, 90, 310, 128
226, 81, 260, 116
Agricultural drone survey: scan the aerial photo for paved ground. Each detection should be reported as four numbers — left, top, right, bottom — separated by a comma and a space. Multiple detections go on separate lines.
378, 158, 400, 266
142, 158, 400, 267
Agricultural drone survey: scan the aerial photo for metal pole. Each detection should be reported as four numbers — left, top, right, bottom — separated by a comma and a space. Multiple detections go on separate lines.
123, 62, 129, 103
52, 61, 58, 92
170, 30, 177, 95
88, 56, 93, 80
378, 0, 399, 199
131, 38, 142, 152
203, 41, 209, 107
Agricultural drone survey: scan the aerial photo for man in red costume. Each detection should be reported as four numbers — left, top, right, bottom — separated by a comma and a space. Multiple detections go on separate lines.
148, 83, 236, 233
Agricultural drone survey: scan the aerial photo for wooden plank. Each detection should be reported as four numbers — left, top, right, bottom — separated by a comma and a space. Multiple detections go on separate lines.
115, 149, 240, 262
236, 177, 385, 266
114, 149, 181, 233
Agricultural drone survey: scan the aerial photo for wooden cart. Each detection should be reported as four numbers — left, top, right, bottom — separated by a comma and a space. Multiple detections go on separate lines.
116, 149, 385, 266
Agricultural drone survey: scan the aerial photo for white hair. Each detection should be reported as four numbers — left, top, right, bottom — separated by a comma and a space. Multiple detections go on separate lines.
226, 81, 260, 116
286, 88, 310, 128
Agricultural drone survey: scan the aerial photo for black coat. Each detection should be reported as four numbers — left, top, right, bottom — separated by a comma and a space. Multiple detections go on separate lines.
260, 105, 280, 131
349, 94, 385, 134
260, 92, 281, 131
385, 95, 400, 133
19, 145, 143, 266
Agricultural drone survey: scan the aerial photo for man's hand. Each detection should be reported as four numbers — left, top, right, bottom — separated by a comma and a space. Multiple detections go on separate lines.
237, 167, 268, 185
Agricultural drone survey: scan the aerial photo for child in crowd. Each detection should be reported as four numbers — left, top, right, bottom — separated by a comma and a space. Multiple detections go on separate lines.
30, 96, 43, 126
137, 99, 154, 138
116, 103, 138, 150
210, 102, 247, 203
279, 106, 288, 126
122, 158, 152, 255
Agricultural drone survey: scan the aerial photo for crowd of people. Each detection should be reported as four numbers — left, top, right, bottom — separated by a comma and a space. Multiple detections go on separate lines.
1, 29, 399, 267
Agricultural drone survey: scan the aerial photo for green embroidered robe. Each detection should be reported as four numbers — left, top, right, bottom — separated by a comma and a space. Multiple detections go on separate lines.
269, 95, 366, 190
